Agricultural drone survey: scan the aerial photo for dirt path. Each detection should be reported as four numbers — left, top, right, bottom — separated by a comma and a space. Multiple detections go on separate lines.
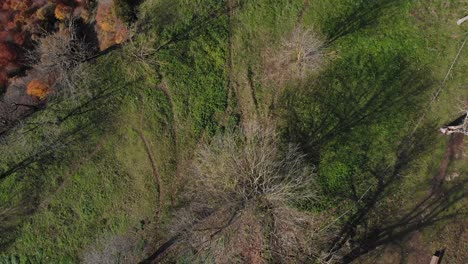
226, 0, 259, 128
155, 80, 184, 207
156, 81, 179, 152
134, 127, 164, 218
433, 133, 464, 192
297, 0, 311, 25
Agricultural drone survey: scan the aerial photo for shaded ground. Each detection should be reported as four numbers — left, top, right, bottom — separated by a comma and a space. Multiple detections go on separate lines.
355, 134, 467, 264
433, 133, 465, 192
365, 220, 467, 264
39, 139, 105, 210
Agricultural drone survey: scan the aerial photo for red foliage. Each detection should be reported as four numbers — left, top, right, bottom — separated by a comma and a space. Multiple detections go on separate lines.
0, 42, 17, 65
0, 71, 7, 91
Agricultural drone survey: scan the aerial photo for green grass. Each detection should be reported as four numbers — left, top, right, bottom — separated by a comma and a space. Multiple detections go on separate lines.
0, 0, 467, 262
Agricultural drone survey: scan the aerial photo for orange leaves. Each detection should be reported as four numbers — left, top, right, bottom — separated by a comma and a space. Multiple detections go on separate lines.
27, 79, 52, 100
95, 0, 128, 50
36, 3, 56, 21
0, 0, 92, 97
54, 3, 73, 21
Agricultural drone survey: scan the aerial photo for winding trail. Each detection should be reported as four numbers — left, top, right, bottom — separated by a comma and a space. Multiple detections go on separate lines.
134, 127, 164, 218
155, 80, 182, 207
226, 0, 259, 128
297, 0, 311, 24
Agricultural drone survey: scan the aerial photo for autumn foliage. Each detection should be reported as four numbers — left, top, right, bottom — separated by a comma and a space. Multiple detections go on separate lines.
55, 3, 73, 21
0, 0, 91, 92
26, 79, 52, 100
95, 0, 129, 50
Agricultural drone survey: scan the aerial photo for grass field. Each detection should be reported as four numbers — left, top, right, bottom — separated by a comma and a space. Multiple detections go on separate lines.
0, 0, 466, 262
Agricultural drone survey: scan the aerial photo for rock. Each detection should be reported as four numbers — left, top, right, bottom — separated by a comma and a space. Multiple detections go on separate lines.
446, 172, 460, 182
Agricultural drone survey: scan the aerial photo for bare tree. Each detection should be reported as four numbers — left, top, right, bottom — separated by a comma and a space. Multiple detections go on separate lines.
121, 25, 159, 80
27, 19, 91, 100
190, 122, 317, 208
159, 122, 329, 263
262, 26, 325, 88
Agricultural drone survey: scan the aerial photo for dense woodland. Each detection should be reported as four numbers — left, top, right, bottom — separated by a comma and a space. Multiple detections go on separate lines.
0, 0, 467, 263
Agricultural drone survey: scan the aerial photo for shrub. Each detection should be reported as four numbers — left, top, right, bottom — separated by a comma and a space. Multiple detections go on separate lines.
262, 26, 324, 88
26, 79, 52, 100
27, 19, 90, 99
82, 235, 139, 264
190, 122, 317, 207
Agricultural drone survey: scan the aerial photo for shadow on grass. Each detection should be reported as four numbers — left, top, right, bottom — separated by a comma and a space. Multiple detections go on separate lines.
138, 0, 242, 52
279, 56, 432, 162
0, 206, 34, 252
340, 179, 465, 263
0, 79, 132, 250
323, 0, 405, 45
321, 125, 466, 262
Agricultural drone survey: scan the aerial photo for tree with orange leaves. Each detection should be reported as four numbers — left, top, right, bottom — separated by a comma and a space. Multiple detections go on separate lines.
26, 79, 52, 100
55, 3, 73, 21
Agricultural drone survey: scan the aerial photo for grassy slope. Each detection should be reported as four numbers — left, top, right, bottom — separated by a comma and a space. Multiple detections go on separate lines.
0, 0, 466, 262
0, 1, 229, 261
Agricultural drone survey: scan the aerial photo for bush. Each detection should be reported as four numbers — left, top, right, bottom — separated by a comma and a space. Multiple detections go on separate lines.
82, 235, 139, 264
262, 26, 324, 88
190, 122, 317, 207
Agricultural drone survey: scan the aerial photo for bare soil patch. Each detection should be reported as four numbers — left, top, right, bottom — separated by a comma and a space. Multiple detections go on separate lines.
433, 133, 465, 192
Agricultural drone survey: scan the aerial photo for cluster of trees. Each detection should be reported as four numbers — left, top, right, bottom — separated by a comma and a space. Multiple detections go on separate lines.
0, 0, 92, 91
0, 0, 118, 135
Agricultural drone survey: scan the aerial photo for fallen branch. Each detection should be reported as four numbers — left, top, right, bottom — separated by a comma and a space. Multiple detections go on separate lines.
457, 15, 468, 25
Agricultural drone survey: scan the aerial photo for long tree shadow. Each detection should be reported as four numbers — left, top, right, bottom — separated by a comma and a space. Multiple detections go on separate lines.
341, 179, 465, 263
280, 55, 432, 162
137, 0, 242, 52
0, 76, 138, 250
323, 126, 466, 262
322, 0, 406, 45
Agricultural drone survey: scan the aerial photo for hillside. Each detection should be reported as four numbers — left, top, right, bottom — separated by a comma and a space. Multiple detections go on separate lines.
0, 0, 467, 263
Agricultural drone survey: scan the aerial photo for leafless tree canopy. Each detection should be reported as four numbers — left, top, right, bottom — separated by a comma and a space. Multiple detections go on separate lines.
81, 234, 139, 264
162, 122, 329, 263
27, 19, 91, 99
190, 122, 317, 209
262, 26, 324, 87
